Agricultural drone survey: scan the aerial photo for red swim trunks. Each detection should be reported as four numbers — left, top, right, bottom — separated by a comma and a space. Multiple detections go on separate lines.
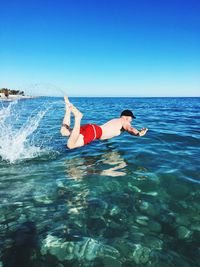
80, 124, 102, 145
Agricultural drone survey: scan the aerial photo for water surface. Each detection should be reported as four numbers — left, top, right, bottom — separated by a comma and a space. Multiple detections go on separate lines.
0, 97, 200, 267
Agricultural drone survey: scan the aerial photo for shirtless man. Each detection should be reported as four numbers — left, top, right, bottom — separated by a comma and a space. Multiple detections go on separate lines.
61, 96, 148, 149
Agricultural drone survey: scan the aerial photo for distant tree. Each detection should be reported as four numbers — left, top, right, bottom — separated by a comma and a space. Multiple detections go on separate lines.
0, 88, 9, 93
0, 88, 25, 96
1, 88, 9, 97
5, 92, 9, 98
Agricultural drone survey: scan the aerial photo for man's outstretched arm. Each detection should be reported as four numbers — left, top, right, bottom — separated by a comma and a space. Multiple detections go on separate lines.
124, 124, 148, 136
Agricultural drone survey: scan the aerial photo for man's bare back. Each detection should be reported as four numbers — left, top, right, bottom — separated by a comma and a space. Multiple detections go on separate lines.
61, 96, 148, 149
100, 118, 130, 140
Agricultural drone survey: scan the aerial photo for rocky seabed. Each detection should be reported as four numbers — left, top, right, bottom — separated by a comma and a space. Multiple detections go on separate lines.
0, 173, 200, 267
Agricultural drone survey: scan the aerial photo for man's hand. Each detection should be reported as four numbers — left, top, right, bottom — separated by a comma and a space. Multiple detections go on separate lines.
139, 128, 148, 136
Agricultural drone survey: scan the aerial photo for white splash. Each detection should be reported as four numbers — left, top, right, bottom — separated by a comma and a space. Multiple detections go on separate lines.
0, 101, 47, 163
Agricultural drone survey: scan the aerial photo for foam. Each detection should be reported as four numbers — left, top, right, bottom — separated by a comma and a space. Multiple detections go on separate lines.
0, 101, 47, 163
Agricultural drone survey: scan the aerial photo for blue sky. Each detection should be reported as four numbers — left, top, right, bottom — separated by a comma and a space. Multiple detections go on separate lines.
0, 0, 200, 96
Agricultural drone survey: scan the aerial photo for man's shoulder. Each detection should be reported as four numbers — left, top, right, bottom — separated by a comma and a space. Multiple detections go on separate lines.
121, 120, 131, 130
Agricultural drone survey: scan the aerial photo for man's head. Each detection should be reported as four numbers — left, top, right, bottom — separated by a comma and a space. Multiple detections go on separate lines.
120, 110, 136, 122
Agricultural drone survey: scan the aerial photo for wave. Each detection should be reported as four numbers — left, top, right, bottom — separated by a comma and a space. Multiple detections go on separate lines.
0, 101, 48, 163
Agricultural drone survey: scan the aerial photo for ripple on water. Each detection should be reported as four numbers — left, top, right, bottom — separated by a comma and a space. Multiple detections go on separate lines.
1, 97, 200, 266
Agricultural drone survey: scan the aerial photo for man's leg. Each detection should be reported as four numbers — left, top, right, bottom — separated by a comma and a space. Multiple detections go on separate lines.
67, 105, 83, 149
60, 96, 72, 136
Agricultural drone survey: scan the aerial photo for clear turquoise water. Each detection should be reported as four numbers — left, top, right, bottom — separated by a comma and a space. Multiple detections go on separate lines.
0, 97, 200, 267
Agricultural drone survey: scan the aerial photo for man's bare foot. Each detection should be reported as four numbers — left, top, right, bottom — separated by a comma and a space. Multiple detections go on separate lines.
71, 105, 83, 119
64, 95, 70, 104
64, 96, 72, 109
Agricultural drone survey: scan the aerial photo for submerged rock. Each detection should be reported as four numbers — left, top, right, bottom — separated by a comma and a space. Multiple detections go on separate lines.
130, 244, 151, 264
101, 256, 122, 267
103, 180, 122, 193
130, 231, 145, 243
0, 213, 6, 223
97, 243, 121, 263
113, 239, 133, 257
135, 215, 149, 226
0, 224, 7, 234
41, 234, 121, 263
175, 215, 190, 226
109, 205, 121, 216
145, 236, 163, 251
87, 218, 106, 235
138, 200, 159, 217
166, 181, 190, 199
148, 220, 162, 233
128, 183, 141, 193
177, 226, 192, 240
191, 223, 200, 232
87, 198, 108, 218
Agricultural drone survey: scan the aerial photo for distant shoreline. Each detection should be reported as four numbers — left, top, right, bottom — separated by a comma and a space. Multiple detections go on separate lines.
0, 95, 199, 100
0, 95, 37, 101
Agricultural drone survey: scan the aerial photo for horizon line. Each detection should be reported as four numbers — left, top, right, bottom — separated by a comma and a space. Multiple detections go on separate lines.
37, 95, 200, 98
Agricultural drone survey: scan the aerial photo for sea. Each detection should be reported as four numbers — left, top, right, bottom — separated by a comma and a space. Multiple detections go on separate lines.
0, 97, 200, 267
